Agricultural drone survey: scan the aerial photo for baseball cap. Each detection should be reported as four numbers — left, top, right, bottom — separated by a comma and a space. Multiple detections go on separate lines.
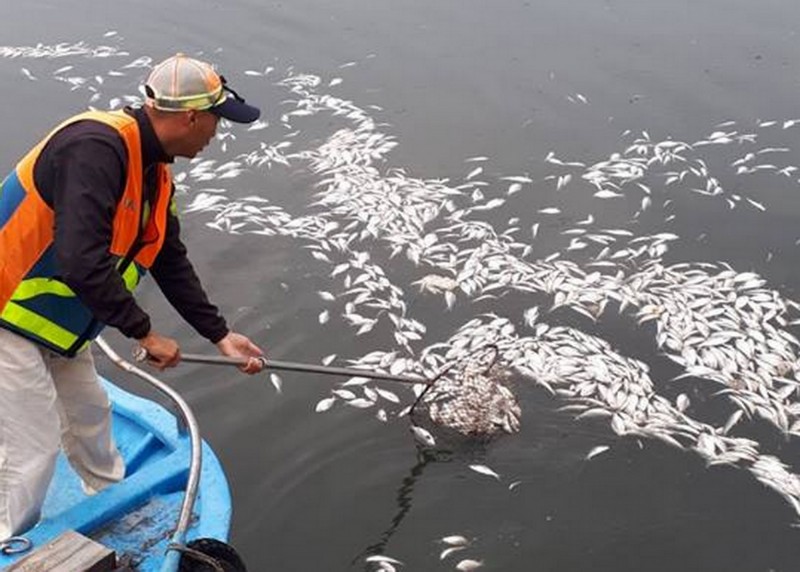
144, 53, 260, 123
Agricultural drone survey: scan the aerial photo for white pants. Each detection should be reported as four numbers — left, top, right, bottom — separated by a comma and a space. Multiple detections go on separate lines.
0, 328, 124, 540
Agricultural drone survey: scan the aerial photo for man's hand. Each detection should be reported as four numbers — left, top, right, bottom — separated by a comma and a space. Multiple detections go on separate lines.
136, 331, 181, 370
216, 331, 265, 375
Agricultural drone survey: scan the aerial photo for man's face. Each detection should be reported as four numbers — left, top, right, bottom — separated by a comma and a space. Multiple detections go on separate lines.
177, 109, 220, 158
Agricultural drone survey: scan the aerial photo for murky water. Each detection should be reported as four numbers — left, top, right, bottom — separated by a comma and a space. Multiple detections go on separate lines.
2, 1, 800, 570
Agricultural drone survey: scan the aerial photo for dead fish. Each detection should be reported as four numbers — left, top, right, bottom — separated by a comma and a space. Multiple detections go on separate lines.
114, 55, 800, 520
410, 425, 436, 447
365, 555, 403, 565
440, 546, 468, 560
366, 555, 402, 571
586, 445, 610, 460
468, 464, 500, 480
315, 397, 336, 412
466, 167, 483, 180
441, 535, 470, 546
269, 373, 283, 394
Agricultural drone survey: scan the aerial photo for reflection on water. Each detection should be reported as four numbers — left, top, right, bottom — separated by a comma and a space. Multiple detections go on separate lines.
353, 449, 445, 570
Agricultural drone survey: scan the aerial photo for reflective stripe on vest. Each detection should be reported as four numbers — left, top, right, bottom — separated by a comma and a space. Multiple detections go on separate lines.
0, 110, 172, 356
1, 301, 82, 351
9, 260, 140, 302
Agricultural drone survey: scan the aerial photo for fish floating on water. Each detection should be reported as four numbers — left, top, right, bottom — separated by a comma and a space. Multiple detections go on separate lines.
9, 39, 800, 567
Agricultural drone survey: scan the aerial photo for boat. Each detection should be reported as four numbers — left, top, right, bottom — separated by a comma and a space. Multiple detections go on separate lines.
0, 336, 246, 571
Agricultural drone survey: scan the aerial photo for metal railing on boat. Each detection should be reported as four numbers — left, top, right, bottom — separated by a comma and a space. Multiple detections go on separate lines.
95, 335, 201, 572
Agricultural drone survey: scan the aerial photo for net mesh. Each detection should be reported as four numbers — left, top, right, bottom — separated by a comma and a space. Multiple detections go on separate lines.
411, 346, 521, 436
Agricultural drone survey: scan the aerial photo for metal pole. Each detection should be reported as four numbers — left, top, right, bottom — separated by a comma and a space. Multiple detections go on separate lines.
179, 353, 428, 385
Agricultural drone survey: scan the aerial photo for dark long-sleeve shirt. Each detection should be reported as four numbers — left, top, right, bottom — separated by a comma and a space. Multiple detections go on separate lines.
32, 106, 229, 343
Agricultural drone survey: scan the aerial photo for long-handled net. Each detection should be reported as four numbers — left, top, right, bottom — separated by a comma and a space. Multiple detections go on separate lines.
135, 344, 522, 438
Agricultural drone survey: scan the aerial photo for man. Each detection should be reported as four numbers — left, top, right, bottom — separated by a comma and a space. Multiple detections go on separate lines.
0, 53, 265, 539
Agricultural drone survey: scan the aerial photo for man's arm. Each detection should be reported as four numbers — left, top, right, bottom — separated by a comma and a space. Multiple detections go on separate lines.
150, 206, 264, 373
149, 203, 230, 343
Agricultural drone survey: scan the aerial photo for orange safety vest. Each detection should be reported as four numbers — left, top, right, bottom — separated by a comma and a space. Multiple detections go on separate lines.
0, 110, 173, 356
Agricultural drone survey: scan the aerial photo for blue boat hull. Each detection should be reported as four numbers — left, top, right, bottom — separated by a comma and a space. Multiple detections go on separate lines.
0, 377, 233, 571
